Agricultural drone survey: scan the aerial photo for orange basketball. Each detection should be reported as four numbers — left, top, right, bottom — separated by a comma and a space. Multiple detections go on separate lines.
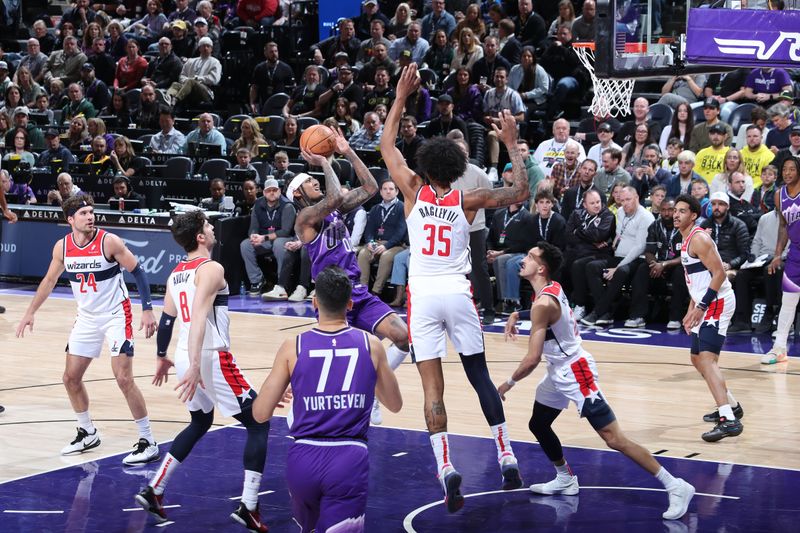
300, 124, 336, 157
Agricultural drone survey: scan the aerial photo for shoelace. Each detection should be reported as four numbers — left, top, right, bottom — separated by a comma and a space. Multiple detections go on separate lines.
71, 429, 88, 444
132, 439, 149, 453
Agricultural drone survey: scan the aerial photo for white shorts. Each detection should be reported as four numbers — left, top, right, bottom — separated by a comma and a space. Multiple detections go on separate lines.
67, 299, 133, 358
536, 353, 608, 417
407, 277, 485, 362
175, 347, 255, 417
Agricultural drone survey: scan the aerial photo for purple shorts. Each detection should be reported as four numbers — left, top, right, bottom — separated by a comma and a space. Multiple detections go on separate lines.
286, 441, 368, 533
347, 284, 394, 334
783, 253, 800, 292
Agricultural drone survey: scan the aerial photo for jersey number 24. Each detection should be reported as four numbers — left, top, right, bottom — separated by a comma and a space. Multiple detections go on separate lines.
421, 224, 451, 256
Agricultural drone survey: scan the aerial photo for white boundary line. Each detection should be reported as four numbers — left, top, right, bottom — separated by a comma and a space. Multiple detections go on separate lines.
3, 510, 65, 514
402, 486, 739, 533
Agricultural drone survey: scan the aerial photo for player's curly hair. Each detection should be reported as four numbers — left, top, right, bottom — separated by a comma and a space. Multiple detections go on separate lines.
62, 192, 94, 218
536, 241, 563, 277
314, 265, 353, 314
171, 210, 207, 253
416, 137, 468, 187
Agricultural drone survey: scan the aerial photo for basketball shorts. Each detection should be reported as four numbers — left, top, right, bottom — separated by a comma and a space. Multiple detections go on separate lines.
690, 295, 735, 355
286, 440, 368, 533
174, 347, 255, 417
346, 284, 395, 334
536, 353, 616, 429
782, 254, 800, 293
407, 278, 485, 362
67, 299, 133, 358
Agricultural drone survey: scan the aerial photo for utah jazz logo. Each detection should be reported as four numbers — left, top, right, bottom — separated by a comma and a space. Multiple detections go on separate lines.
714, 32, 800, 63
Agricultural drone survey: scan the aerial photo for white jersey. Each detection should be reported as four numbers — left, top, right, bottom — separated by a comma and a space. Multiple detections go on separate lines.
537, 281, 585, 365
63, 229, 129, 313
680, 226, 734, 304
406, 185, 471, 289
168, 257, 231, 352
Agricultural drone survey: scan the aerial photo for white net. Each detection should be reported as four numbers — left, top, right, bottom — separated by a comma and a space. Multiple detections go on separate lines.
574, 46, 635, 118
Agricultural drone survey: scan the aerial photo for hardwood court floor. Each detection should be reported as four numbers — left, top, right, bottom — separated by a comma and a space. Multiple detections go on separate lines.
1, 292, 798, 485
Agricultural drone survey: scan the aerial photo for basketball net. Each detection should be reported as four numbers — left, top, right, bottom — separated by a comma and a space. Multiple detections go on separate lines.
573, 44, 635, 118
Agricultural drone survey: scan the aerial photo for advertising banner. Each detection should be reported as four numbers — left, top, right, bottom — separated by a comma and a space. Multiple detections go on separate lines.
319, 0, 361, 40
686, 8, 800, 68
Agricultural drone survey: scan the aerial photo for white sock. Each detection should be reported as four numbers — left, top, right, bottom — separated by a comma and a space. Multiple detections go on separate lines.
774, 291, 800, 349
135, 416, 154, 444
655, 467, 678, 489
150, 453, 180, 495
718, 403, 735, 421
386, 345, 408, 371
490, 422, 514, 462
76, 410, 95, 433
555, 461, 574, 480
430, 432, 454, 475
726, 390, 737, 407
241, 470, 262, 511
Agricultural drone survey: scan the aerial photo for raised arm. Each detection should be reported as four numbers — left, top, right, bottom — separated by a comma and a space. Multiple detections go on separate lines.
380, 65, 423, 200
333, 130, 379, 214
463, 110, 530, 210
294, 149, 345, 243
16, 241, 66, 337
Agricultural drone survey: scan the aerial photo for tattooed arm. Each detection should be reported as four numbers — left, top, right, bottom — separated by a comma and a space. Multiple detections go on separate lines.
294, 149, 345, 243
463, 110, 530, 211
336, 132, 379, 214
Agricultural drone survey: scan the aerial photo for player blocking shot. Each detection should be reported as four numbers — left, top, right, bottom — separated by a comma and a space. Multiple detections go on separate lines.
499, 242, 695, 520
288, 130, 410, 425
15, 193, 159, 465
382, 64, 530, 512
674, 194, 744, 442
135, 211, 272, 532
253, 265, 402, 533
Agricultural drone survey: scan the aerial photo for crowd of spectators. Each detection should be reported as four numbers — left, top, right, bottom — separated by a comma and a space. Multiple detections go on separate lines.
0, 0, 799, 332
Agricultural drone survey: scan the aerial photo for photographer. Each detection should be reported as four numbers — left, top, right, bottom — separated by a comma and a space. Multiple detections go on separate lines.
630, 144, 671, 203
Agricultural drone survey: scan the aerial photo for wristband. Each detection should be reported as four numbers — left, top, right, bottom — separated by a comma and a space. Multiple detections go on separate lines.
699, 287, 717, 309
517, 309, 531, 321
506, 377, 516, 387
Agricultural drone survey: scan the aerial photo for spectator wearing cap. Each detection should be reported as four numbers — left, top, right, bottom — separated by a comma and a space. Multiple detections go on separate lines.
425, 93, 469, 139
167, 0, 197, 25
19, 39, 49, 85
167, 19, 195, 60
79, 62, 110, 112
388, 21, 429, 66
167, 37, 222, 108
318, 63, 364, 118
743, 67, 793, 105
773, 124, 800, 175
149, 106, 186, 154
142, 37, 183, 90
586, 122, 623, 165
62, 83, 97, 122
356, 16, 392, 67
192, 17, 220, 58
694, 122, 730, 183
689, 97, 734, 153
241, 176, 297, 296
7, 106, 45, 150
43, 36, 88, 87
235, 0, 281, 30
356, 0, 390, 41
699, 191, 750, 281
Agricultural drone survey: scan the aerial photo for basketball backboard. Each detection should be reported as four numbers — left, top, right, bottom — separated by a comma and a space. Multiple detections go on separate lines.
593, 0, 735, 78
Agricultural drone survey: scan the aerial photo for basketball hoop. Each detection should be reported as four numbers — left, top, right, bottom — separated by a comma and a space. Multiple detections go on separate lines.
573, 42, 636, 118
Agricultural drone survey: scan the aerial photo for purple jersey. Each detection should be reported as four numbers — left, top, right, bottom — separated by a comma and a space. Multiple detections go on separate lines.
306, 211, 362, 283
780, 186, 800, 254
291, 327, 377, 441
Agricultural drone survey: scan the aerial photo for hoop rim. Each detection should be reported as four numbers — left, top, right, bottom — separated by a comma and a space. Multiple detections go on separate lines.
572, 41, 648, 54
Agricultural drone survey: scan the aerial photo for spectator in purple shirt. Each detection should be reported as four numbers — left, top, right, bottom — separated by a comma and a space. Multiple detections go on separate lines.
744, 68, 793, 105
448, 67, 483, 123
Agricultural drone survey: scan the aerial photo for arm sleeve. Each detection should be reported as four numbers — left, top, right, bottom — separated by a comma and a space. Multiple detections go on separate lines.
156, 312, 176, 356
130, 264, 153, 310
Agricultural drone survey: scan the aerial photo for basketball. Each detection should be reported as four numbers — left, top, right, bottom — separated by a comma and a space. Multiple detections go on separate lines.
300, 124, 336, 158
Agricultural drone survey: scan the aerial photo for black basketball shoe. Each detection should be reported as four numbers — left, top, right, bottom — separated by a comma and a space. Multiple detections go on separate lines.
230, 502, 269, 532
135, 486, 168, 523
702, 403, 744, 423
702, 417, 744, 442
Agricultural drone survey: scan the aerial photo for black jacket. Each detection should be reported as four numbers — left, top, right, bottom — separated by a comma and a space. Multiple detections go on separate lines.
470, 55, 512, 86
249, 197, 296, 237
728, 192, 761, 235
364, 200, 407, 249
561, 184, 606, 223
645, 219, 682, 262
488, 206, 537, 253
425, 115, 469, 140
565, 207, 616, 257
532, 212, 567, 250
145, 52, 183, 89
700, 213, 750, 268
499, 36, 522, 65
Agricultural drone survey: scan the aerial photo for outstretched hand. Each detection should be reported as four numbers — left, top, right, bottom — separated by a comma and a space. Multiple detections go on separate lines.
332, 128, 352, 156
300, 147, 329, 168
490, 110, 519, 148
396, 64, 421, 100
